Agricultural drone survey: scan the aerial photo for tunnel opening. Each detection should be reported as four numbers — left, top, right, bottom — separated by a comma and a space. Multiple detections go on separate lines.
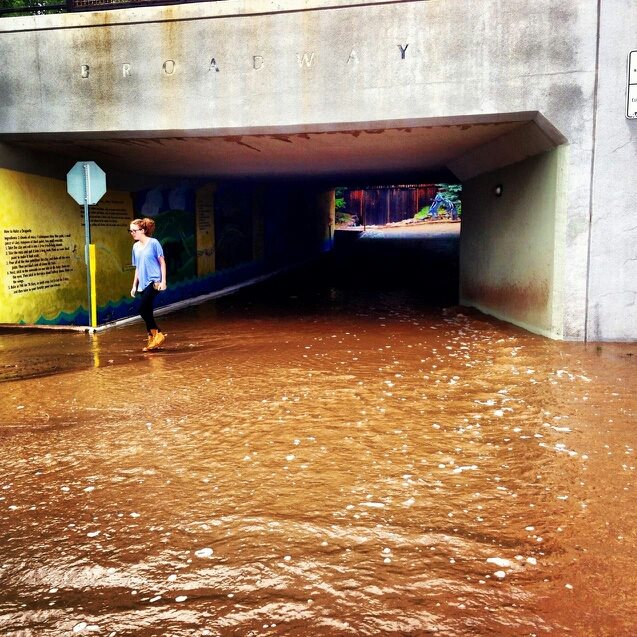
0, 112, 567, 336
329, 181, 462, 308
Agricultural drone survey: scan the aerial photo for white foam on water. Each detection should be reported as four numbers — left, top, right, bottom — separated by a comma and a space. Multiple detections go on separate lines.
487, 557, 512, 568
73, 623, 98, 633
452, 465, 478, 474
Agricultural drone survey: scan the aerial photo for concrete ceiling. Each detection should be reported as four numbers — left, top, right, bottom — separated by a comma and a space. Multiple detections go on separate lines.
3, 115, 563, 189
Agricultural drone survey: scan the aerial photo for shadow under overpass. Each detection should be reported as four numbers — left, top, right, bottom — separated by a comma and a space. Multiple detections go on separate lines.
331, 222, 460, 306
198, 222, 461, 321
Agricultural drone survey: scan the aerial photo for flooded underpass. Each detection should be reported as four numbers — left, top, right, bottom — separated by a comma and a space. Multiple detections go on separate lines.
1, 226, 636, 636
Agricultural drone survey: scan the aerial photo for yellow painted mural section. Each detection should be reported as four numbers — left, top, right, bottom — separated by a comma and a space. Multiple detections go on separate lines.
0, 167, 133, 326
195, 183, 216, 277
89, 193, 136, 311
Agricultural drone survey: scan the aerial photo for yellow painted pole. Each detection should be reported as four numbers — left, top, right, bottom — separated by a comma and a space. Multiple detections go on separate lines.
89, 243, 97, 328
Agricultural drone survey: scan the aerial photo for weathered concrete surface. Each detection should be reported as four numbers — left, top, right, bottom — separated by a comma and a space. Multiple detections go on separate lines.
586, 0, 637, 341
0, 0, 635, 340
460, 150, 564, 339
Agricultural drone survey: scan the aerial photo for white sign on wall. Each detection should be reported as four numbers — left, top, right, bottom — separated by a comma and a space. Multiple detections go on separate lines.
628, 51, 637, 119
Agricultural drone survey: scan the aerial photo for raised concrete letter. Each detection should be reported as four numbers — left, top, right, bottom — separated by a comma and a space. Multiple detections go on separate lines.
122, 63, 131, 78
81, 65, 89, 78
347, 49, 358, 65
253, 55, 264, 70
209, 58, 220, 73
398, 44, 409, 59
163, 60, 176, 75
297, 52, 315, 68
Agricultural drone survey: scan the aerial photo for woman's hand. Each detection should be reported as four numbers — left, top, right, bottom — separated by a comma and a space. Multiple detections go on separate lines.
157, 281, 167, 292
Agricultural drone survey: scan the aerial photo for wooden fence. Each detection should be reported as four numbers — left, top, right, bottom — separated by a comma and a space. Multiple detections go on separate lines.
345, 185, 440, 227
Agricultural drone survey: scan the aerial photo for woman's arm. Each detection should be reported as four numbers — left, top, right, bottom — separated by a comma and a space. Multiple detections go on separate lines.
157, 255, 167, 291
130, 269, 139, 297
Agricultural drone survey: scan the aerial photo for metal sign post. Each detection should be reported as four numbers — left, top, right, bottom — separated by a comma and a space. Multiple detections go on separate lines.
66, 161, 106, 328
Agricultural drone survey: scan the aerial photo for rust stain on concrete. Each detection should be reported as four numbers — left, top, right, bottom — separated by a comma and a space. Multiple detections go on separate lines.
463, 279, 550, 323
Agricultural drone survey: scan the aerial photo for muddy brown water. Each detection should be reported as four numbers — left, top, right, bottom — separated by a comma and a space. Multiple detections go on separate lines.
1, 243, 636, 636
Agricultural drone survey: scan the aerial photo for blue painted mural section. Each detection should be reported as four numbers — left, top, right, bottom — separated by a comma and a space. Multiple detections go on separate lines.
92, 180, 331, 326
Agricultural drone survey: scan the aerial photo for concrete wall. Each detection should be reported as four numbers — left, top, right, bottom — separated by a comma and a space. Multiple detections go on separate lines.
460, 149, 565, 338
1, 0, 635, 340
586, 0, 637, 341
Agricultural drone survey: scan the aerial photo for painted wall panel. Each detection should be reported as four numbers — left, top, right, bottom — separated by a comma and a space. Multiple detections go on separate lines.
0, 167, 133, 326
460, 151, 560, 337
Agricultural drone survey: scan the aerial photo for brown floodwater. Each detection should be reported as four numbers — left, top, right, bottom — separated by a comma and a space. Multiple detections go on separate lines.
1, 247, 636, 636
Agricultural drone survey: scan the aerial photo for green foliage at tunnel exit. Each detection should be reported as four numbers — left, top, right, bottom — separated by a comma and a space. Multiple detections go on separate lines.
335, 187, 350, 225
415, 184, 462, 220
437, 183, 462, 209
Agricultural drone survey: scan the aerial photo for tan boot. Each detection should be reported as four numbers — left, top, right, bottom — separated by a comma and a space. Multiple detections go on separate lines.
143, 329, 158, 352
146, 330, 166, 351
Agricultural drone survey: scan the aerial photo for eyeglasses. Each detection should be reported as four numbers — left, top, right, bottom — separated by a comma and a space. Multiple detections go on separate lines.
129, 228, 141, 234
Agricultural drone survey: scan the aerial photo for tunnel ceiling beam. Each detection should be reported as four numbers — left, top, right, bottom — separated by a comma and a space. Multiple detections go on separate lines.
0, 113, 561, 188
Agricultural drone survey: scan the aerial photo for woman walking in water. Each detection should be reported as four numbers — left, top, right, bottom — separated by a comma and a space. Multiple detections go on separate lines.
129, 218, 167, 351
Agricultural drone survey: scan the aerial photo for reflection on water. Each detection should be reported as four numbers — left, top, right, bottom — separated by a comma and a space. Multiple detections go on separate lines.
0, 256, 636, 636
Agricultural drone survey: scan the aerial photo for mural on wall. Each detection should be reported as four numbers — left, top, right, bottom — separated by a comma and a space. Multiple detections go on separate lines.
132, 181, 267, 293
89, 193, 138, 323
0, 167, 134, 326
195, 183, 216, 277
129, 180, 264, 309
0, 169, 330, 327
214, 184, 254, 270
130, 181, 217, 309
135, 183, 197, 284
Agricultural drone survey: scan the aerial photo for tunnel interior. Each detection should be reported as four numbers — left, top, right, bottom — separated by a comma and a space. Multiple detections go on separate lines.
0, 112, 567, 334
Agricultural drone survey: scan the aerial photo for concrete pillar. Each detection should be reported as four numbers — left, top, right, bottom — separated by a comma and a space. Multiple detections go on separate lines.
460, 148, 567, 339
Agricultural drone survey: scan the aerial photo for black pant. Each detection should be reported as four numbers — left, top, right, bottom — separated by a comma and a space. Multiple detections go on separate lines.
139, 283, 160, 332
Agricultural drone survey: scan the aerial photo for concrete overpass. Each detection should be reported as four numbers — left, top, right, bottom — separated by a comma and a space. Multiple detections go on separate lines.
0, 0, 635, 340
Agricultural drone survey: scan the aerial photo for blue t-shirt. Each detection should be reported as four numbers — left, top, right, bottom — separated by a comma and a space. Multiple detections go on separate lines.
132, 238, 164, 290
